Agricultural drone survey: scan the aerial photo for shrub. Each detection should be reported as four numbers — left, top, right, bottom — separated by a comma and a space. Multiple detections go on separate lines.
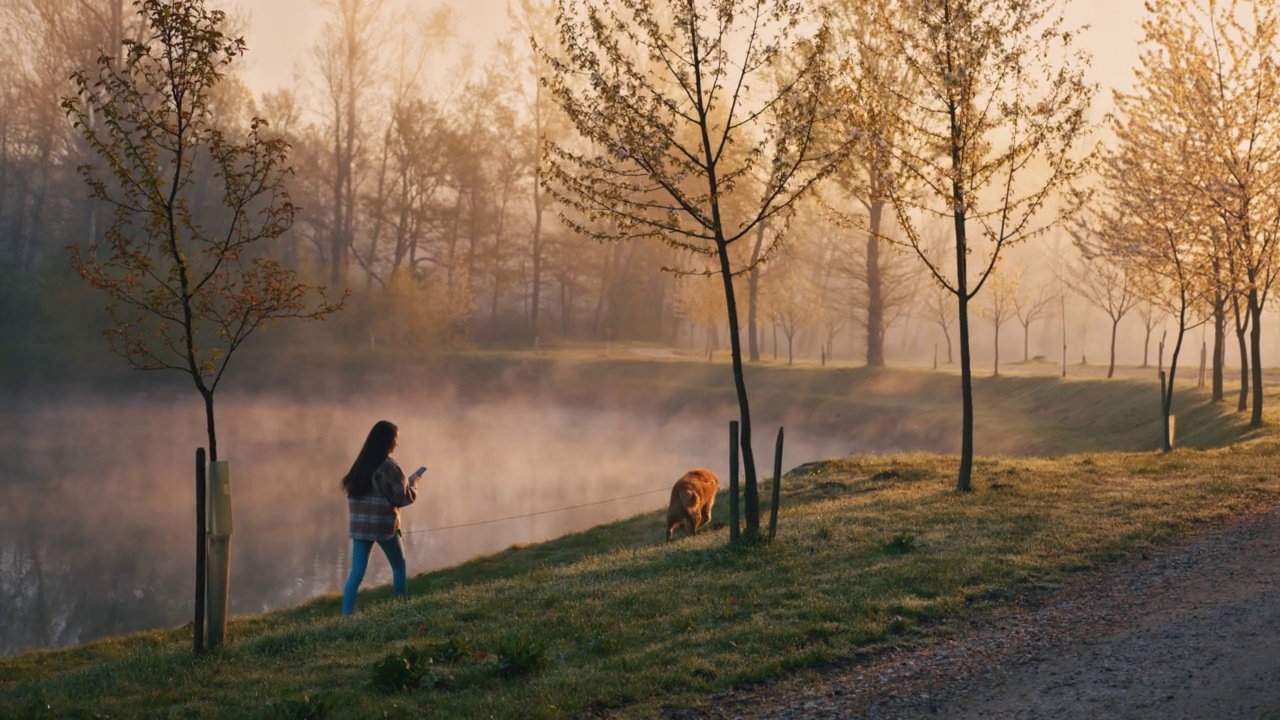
369, 646, 428, 692
494, 635, 548, 678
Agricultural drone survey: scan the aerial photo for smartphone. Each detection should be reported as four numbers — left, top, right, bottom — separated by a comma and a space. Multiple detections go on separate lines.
413, 466, 427, 478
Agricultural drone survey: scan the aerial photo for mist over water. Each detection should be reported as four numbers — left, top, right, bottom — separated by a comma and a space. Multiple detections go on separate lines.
0, 392, 849, 656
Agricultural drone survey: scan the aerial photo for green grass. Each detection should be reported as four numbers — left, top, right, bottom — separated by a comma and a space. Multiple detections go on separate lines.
4, 352, 1279, 719
4, 446, 1280, 718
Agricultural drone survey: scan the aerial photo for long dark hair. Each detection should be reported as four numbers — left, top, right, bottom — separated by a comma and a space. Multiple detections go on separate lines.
341, 420, 397, 497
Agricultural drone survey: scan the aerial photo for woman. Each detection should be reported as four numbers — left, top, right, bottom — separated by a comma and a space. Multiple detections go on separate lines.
340, 420, 423, 615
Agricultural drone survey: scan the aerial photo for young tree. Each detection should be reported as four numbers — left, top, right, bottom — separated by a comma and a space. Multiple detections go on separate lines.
64, 0, 344, 461
1078, 0, 1279, 442
1136, 300, 1163, 367
1079, 73, 1213, 452
1012, 275, 1056, 364
875, 0, 1095, 490
1068, 253, 1138, 379
974, 266, 1017, 376
921, 280, 956, 364
541, 0, 840, 539
807, 225, 856, 364
766, 254, 821, 365
1176, 0, 1280, 426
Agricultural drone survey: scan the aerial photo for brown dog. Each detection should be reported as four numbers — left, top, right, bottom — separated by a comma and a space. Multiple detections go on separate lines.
665, 469, 718, 541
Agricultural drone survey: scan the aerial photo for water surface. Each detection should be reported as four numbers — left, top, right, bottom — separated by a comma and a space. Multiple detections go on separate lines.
0, 393, 846, 656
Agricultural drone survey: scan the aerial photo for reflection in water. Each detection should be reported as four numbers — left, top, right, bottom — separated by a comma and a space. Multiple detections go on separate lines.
0, 394, 848, 656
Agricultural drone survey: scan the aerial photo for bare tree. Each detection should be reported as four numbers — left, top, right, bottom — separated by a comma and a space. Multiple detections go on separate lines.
921, 280, 956, 364
509, 0, 571, 336
0, 0, 131, 270
975, 267, 1017, 376
914, 223, 958, 364
1012, 275, 1057, 365
767, 252, 822, 365
312, 0, 387, 286
1136, 300, 1163, 368
1068, 254, 1138, 378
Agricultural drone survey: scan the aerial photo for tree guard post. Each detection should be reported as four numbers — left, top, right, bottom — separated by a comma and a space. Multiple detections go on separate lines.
729, 420, 740, 545
1159, 370, 1175, 452
194, 448, 206, 656
769, 427, 784, 541
206, 461, 233, 649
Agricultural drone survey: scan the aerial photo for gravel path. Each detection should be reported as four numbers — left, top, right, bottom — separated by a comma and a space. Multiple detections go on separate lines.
707, 506, 1280, 720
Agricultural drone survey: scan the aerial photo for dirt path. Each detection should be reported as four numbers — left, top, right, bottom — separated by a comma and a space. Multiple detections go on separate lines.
710, 506, 1280, 720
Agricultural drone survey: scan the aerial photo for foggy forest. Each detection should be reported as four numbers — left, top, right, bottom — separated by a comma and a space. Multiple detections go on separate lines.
4, 0, 1279, 380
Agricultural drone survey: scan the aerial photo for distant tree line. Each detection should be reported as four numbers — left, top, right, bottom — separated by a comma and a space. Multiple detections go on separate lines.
1, 0, 1276, 436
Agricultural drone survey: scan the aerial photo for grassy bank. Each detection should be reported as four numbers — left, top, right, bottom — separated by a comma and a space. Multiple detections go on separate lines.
4, 427, 1280, 714
3, 353, 1278, 719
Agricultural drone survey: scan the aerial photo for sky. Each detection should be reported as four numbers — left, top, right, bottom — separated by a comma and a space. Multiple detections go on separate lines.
233, 0, 1149, 110
235, 0, 508, 94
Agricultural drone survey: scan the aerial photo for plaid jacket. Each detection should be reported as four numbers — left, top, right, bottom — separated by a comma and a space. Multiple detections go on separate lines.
348, 457, 418, 541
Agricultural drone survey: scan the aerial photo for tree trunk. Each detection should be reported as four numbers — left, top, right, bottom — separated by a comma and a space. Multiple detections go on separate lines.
591, 243, 615, 337
1250, 287, 1265, 427
1108, 318, 1118, 379
330, 141, 346, 285
716, 238, 759, 539
560, 275, 571, 333
865, 202, 885, 367
29, 539, 50, 647
1235, 298, 1249, 412
201, 389, 218, 463
530, 95, 546, 335
953, 213, 973, 491
365, 131, 391, 290
957, 286, 974, 491
747, 223, 766, 362
1212, 294, 1225, 401
1162, 323, 1188, 453
993, 322, 1000, 377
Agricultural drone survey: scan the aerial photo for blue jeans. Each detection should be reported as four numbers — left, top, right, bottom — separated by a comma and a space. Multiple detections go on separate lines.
342, 533, 407, 616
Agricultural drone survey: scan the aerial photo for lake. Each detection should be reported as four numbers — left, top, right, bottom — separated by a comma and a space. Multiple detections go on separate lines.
0, 392, 847, 656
